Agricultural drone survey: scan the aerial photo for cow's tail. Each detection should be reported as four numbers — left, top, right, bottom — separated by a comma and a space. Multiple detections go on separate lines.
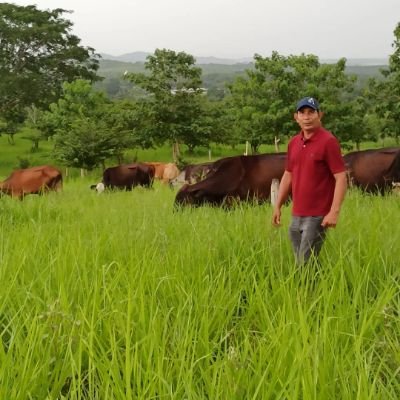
388, 150, 400, 182
103, 169, 111, 187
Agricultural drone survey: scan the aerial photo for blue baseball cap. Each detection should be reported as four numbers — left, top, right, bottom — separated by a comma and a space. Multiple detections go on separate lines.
296, 97, 320, 111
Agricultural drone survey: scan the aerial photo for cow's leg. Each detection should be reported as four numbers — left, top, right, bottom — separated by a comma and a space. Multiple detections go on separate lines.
38, 185, 47, 196
14, 190, 24, 200
222, 195, 240, 208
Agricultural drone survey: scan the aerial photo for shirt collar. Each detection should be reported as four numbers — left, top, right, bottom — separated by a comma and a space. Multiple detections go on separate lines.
300, 127, 322, 142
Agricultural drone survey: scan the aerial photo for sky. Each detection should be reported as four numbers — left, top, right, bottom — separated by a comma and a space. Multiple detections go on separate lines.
9, 0, 400, 60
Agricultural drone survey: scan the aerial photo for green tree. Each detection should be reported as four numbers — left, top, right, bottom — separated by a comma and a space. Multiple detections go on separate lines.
228, 52, 360, 153
45, 80, 132, 170
105, 98, 155, 154
19, 105, 44, 152
0, 3, 100, 126
125, 48, 211, 157
366, 22, 400, 145
203, 99, 238, 148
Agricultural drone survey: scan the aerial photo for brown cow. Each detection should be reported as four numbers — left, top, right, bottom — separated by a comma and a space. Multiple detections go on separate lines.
144, 162, 180, 184
175, 153, 286, 207
91, 163, 155, 192
343, 147, 400, 194
144, 162, 166, 180
0, 165, 62, 199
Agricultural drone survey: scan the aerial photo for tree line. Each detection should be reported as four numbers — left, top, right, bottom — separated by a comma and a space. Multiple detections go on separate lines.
1, 3, 400, 170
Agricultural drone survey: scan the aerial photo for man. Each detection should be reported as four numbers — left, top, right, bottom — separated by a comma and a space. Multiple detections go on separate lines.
272, 97, 347, 264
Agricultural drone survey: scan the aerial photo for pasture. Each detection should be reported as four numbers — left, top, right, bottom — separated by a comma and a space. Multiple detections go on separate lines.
0, 180, 399, 399
0, 135, 258, 178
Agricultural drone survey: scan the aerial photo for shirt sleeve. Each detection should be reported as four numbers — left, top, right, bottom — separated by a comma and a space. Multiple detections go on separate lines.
325, 136, 346, 174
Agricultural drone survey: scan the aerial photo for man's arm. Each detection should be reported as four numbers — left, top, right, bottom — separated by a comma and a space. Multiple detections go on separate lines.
321, 171, 347, 228
272, 171, 292, 226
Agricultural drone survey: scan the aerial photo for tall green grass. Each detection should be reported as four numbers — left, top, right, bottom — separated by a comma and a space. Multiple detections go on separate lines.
0, 182, 399, 399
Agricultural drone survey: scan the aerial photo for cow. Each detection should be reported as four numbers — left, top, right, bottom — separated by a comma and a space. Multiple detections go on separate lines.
392, 182, 400, 196
144, 162, 180, 184
162, 163, 180, 184
174, 153, 286, 207
91, 163, 155, 192
171, 161, 214, 188
0, 165, 62, 199
343, 147, 400, 194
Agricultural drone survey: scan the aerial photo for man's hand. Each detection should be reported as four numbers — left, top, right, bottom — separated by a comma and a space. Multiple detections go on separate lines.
323, 171, 346, 228
272, 207, 282, 227
271, 171, 291, 227
321, 210, 340, 228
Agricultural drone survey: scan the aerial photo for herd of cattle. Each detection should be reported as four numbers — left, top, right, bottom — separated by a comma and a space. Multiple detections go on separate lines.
0, 148, 399, 205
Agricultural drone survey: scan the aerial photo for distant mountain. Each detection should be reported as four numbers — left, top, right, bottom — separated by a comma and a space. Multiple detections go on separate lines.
100, 51, 150, 63
100, 52, 252, 65
321, 58, 388, 66
98, 59, 251, 79
100, 51, 388, 66
196, 56, 253, 65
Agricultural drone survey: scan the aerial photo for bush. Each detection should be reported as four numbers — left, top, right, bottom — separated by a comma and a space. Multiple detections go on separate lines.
17, 157, 30, 169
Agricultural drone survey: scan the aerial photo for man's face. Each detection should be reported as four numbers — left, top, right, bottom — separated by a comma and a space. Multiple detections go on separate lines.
294, 107, 322, 132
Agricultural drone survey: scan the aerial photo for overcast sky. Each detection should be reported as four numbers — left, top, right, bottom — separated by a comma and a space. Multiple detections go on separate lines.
10, 0, 400, 60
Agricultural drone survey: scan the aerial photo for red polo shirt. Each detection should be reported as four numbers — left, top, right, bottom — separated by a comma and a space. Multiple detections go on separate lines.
286, 127, 345, 216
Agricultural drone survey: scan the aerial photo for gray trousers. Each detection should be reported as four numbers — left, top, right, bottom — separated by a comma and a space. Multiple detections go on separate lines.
289, 216, 326, 264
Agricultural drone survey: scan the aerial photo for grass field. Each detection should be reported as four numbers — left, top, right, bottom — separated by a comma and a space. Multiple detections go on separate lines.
0, 135, 259, 178
0, 179, 399, 399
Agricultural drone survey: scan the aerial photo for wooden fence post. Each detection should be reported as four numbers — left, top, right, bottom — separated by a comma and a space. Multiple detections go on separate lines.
270, 179, 280, 206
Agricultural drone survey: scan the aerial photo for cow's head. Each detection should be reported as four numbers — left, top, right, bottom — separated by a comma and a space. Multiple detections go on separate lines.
174, 184, 207, 207
174, 183, 217, 207
392, 181, 400, 195
90, 182, 105, 193
174, 184, 193, 206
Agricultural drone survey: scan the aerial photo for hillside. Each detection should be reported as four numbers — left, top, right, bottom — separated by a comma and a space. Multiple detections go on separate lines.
100, 51, 254, 64
97, 59, 251, 78
98, 57, 387, 81
100, 51, 388, 66
96, 59, 252, 99
96, 57, 388, 99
